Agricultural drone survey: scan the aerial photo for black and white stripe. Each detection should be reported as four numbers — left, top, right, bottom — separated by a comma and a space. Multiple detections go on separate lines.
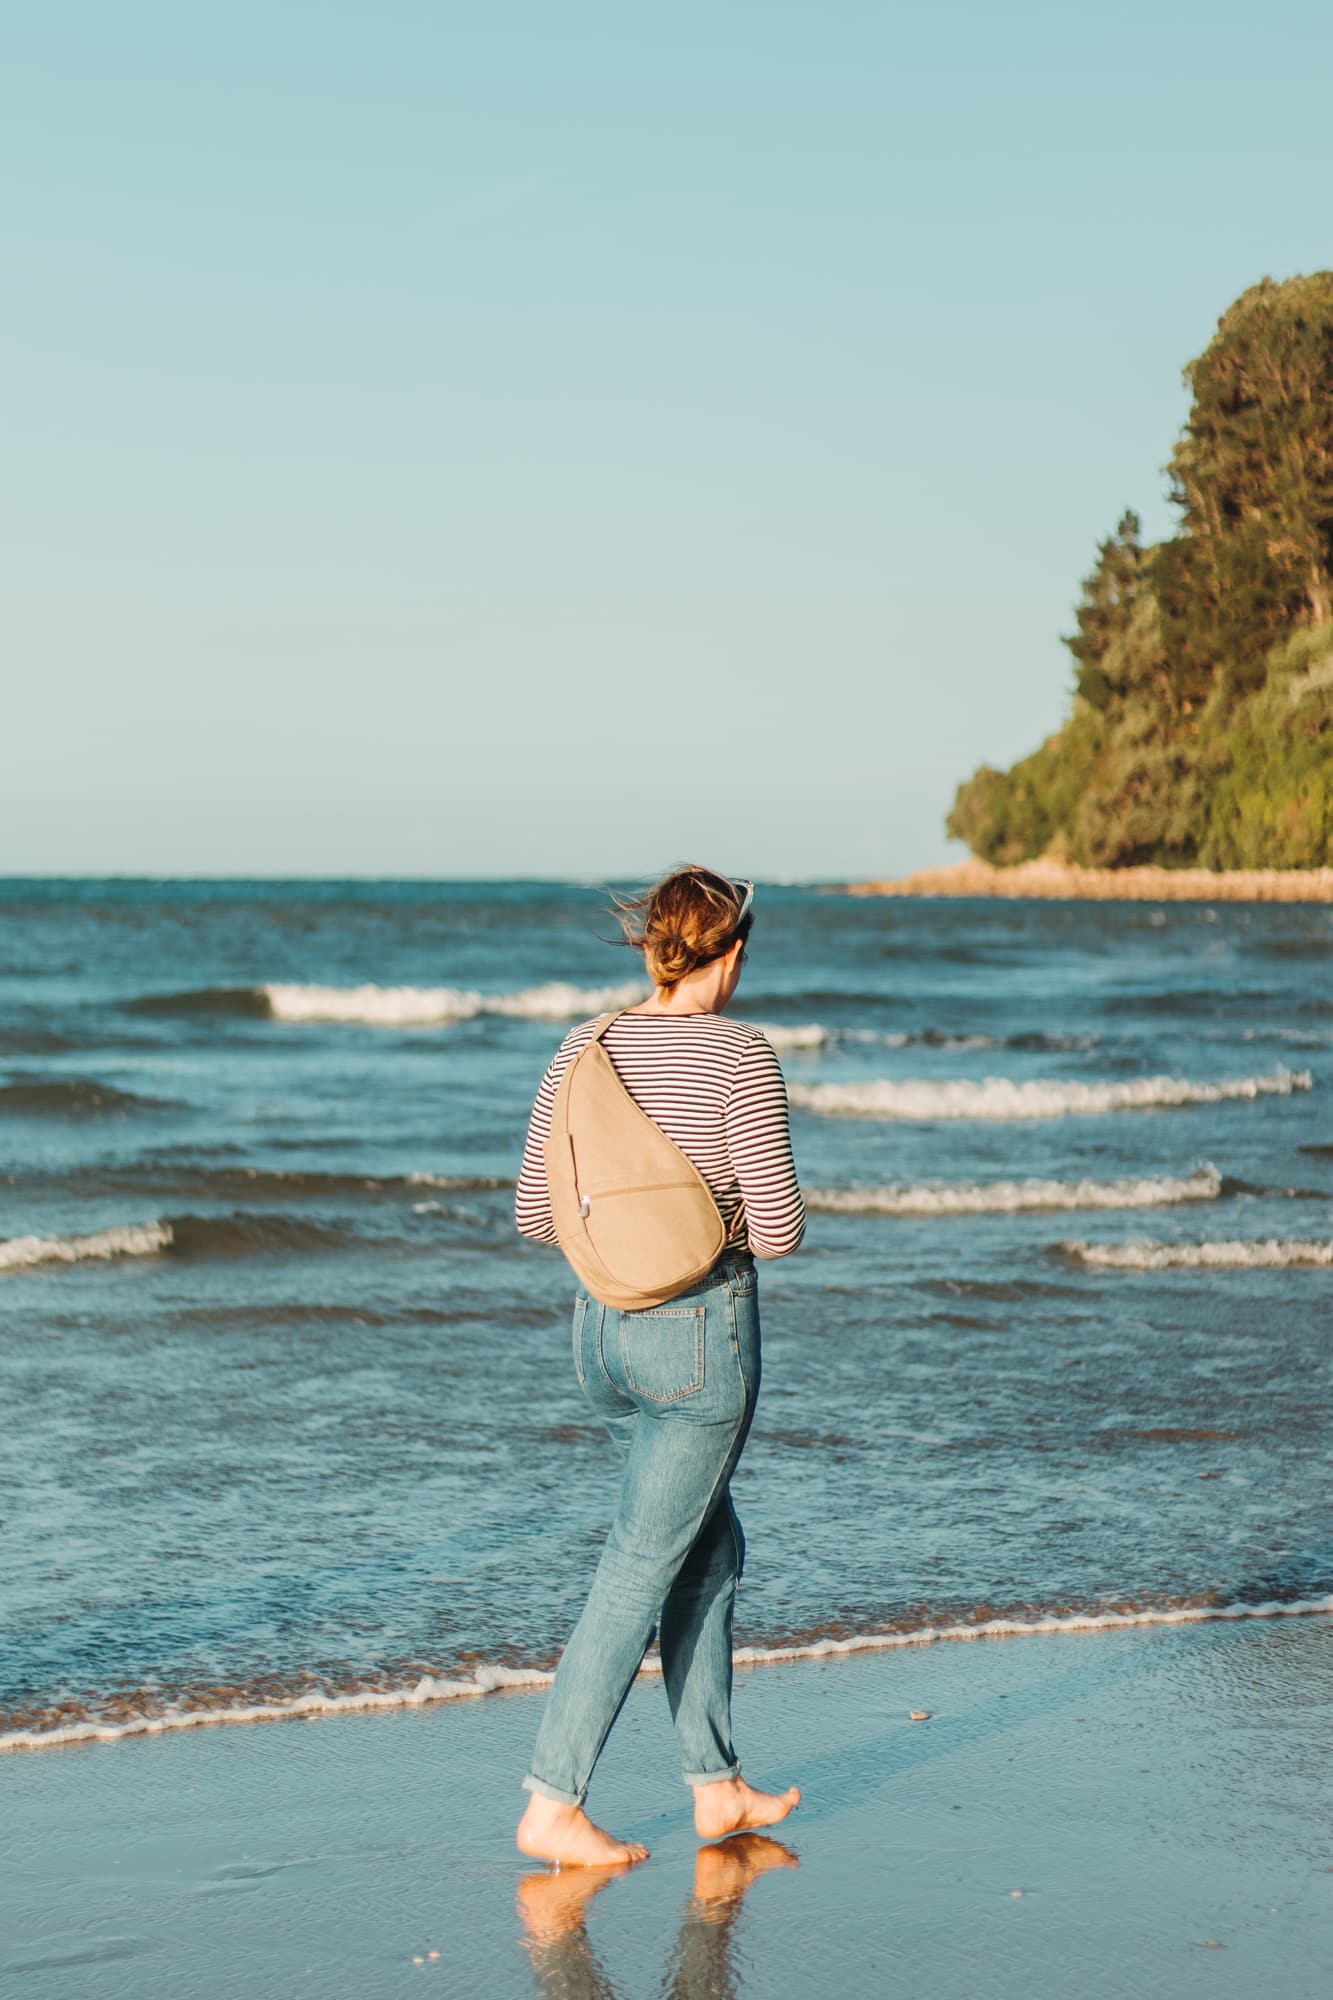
515, 1012, 806, 1259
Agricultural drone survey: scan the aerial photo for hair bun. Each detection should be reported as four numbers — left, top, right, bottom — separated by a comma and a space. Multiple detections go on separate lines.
614, 862, 754, 994
653, 932, 696, 976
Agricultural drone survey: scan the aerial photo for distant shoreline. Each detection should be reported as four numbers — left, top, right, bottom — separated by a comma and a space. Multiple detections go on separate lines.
846, 857, 1333, 902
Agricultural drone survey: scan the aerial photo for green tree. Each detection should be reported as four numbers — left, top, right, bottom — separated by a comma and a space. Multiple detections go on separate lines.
1064, 509, 1148, 711
946, 272, 1333, 871
1161, 273, 1333, 699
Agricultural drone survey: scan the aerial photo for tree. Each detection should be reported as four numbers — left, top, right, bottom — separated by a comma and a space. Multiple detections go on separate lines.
945, 272, 1333, 870
1064, 510, 1147, 711
1161, 273, 1333, 698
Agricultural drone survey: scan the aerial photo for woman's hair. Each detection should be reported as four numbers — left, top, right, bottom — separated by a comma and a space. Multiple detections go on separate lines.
614, 864, 753, 992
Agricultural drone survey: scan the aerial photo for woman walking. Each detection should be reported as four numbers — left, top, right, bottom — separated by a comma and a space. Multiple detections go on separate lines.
514, 865, 805, 1867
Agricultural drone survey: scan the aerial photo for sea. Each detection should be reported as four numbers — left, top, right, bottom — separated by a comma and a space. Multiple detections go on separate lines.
1, 878, 1330, 1754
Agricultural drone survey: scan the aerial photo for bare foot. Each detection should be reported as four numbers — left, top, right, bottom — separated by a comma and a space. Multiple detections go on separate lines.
693, 1775, 800, 1840
693, 1833, 799, 1908
516, 1865, 627, 1943
517, 1792, 649, 1868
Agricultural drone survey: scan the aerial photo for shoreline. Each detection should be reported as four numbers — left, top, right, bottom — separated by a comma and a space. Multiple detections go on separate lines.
846, 857, 1333, 901
6, 1593, 1331, 1756
6, 1616, 1332, 1997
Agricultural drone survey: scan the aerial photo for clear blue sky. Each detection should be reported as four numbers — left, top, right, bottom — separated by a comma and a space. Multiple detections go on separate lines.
4, 1, 1332, 879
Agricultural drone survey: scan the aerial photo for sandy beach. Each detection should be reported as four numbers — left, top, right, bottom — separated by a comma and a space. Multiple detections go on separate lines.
847, 858, 1333, 901
5, 1614, 1332, 1998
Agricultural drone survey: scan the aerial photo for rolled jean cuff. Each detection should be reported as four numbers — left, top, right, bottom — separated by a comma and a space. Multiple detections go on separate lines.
522, 1771, 587, 1808
683, 1760, 741, 1791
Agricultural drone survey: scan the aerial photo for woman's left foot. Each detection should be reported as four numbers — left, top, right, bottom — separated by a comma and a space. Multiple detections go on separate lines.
693, 1775, 800, 1839
516, 1793, 649, 1867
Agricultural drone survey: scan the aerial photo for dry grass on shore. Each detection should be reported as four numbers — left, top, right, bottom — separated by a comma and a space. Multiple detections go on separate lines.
847, 857, 1333, 902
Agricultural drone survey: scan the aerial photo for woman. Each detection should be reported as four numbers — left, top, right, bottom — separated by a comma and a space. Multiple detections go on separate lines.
514, 865, 806, 1867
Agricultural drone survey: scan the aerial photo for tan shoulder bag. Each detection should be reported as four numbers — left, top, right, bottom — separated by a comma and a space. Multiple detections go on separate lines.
543, 1011, 727, 1310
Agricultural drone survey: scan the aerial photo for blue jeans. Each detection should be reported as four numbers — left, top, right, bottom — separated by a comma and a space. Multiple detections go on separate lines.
523, 1255, 761, 1807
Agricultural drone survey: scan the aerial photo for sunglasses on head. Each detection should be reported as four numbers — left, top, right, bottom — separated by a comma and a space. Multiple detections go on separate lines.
732, 879, 754, 924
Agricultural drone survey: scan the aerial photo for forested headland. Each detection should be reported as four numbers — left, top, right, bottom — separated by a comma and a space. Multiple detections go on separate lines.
948, 273, 1333, 871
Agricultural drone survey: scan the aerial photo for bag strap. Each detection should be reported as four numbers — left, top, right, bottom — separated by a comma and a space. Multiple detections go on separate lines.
587, 1008, 628, 1046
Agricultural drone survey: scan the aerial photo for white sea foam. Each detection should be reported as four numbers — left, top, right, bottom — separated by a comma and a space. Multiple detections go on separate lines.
0, 1221, 173, 1272
789, 1067, 1311, 1121
5, 1595, 1331, 1753
405, 1171, 511, 1190
0, 1663, 555, 1754
485, 981, 648, 1021
755, 1022, 832, 1050
807, 1167, 1224, 1217
755, 1024, 937, 1051
727, 1593, 1333, 1667
262, 980, 646, 1026
756, 1026, 1019, 1053
1064, 1236, 1333, 1270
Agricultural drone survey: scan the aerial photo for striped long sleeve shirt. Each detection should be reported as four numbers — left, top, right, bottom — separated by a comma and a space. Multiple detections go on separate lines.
515, 1012, 806, 1260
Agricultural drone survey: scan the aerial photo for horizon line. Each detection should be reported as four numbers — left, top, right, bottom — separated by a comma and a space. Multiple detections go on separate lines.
0, 869, 858, 886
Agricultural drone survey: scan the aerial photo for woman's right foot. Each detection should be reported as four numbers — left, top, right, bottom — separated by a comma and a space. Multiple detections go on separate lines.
517, 1793, 649, 1867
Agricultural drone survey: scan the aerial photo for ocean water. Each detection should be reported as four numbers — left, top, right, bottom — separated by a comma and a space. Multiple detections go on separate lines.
1, 879, 1330, 1752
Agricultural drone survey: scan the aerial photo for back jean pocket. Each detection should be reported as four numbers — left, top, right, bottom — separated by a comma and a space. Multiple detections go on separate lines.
619, 1306, 706, 1402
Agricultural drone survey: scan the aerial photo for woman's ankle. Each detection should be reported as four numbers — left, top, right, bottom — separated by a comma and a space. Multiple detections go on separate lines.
523, 1794, 577, 1822
688, 1770, 742, 1797
522, 1785, 585, 1818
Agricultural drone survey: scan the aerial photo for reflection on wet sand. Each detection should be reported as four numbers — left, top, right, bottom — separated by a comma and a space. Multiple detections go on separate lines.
517, 1834, 798, 1999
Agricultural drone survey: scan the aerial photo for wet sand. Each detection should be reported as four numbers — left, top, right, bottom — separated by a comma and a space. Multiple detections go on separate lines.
4, 1615, 1332, 1998
847, 858, 1333, 901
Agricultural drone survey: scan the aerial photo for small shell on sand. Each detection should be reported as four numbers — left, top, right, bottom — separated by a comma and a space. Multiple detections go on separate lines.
909, 1709, 930, 1721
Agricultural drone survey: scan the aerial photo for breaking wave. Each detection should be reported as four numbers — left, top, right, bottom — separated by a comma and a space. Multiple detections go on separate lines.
754, 1025, 1100, 1054
266, 979, 649, 1025
125, 988, 1107, 1052
0, 1212, 360, 1273
807, 1166, 1225, 1216
131, 981, 647, 1026
5, 1592, 1330, 1753
1062, 1236, 1333, 1270
789, 1066, 1312, 1121
755, 1022, 833, 1050
0, 1222, 173, 1271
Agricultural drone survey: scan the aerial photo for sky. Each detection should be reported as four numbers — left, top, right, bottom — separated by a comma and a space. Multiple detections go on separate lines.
4, 0, 1332, 881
